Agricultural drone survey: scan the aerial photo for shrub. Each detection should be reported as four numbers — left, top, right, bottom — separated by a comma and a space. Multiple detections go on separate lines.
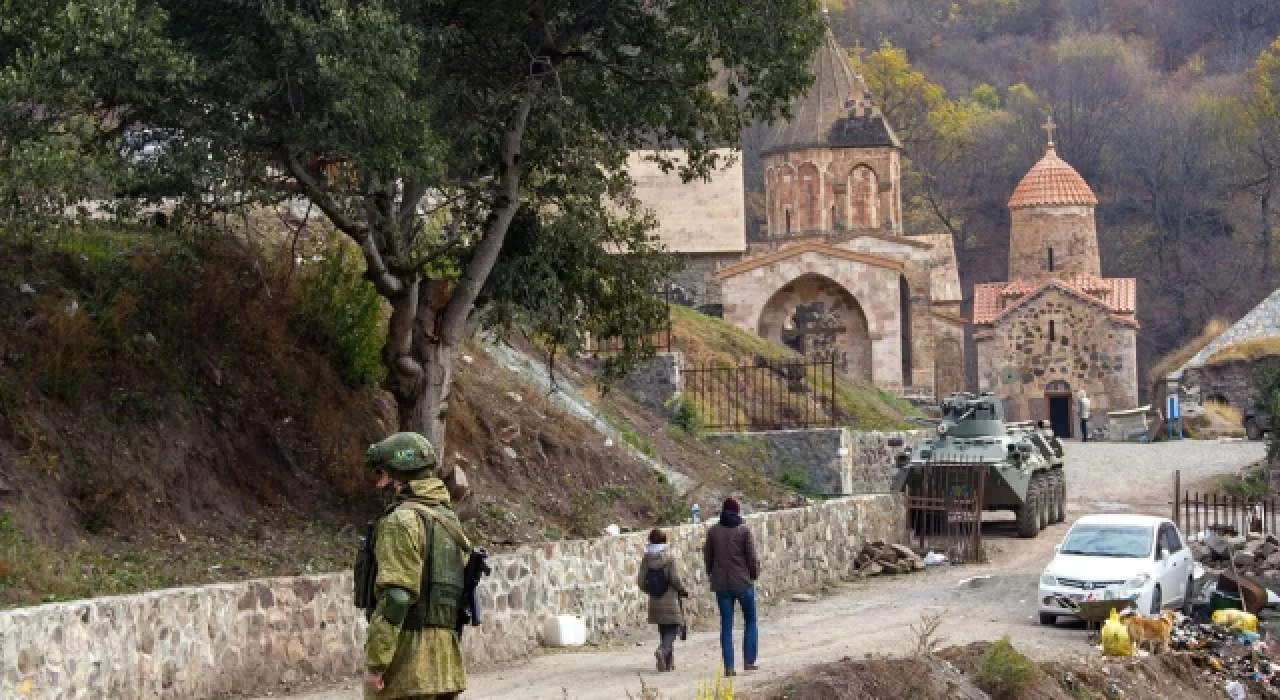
667, 393, 704, 436
36, 297, 102, 400
976, 636, 1041, 700
299, 239, 386, 387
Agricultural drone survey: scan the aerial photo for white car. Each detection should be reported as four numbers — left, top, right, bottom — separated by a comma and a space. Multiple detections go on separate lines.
1038, 514, 1195, 625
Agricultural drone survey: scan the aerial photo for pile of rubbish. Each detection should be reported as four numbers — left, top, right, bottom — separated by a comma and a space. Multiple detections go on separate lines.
1168, 613, 1280, 698
854, 541, 927, 576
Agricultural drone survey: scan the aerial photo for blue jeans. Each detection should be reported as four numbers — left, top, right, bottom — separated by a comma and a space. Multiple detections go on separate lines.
715, 587, 758, 671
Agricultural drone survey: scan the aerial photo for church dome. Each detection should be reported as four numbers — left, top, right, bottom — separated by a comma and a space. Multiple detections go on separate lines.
761, 28, 901, 155
1008, 146, 1097, 210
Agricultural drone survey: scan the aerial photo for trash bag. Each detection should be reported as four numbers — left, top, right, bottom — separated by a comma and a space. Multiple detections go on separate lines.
923, 552, 949, 566
1102, 608, 1133, 657
1212, 609, 1258, 633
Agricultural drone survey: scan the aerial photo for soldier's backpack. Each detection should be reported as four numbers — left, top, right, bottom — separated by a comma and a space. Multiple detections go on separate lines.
644, 565, 670, 597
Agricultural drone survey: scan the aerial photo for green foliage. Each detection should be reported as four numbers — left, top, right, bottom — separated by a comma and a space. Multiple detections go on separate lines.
667, 394, 705, 436
778, 467, 811, 495
970, 83, 1001, 109
299, 238, 387, 387
1219, 462, 1269, 499
976, 636, 1041, 700
605, 414, 657, 457
1255, 367, 1280, 463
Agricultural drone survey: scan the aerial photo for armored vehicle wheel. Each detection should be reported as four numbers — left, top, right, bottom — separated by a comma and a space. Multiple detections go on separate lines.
1016, 479, 1041, 538
1038, 612, 1057, 626
1050, 470, 1066, 524
1036, 473, 1050, 531
1247, 417, 1263, 441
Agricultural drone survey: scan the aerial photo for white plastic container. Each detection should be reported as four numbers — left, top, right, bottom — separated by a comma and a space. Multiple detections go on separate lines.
542, 614, 587, 647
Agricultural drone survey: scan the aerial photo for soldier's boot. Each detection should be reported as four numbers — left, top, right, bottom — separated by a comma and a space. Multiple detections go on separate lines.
655, 649, 667, 671
665, 650, 676, 672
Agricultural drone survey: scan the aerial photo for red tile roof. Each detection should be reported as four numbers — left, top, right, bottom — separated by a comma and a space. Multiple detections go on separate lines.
1008, 146, 1098, 210
973, 276, 1137, 326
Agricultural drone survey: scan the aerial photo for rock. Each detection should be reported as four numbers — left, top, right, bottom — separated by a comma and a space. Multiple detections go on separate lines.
1245, 539, 1266, 556
862, 562, 884, 576
890, 544, 918, 560
506, 391, 523, 403
502, 446, 518, 459
18, 283, 34, 295
1260, 542, 1277, 559
1234, 552, 1258, 569
1264, 553, 1280, 569
461, 355, 474, 364
1229, 535, 1249, 549
912, 558, 926, 571
790, 593, 817, 603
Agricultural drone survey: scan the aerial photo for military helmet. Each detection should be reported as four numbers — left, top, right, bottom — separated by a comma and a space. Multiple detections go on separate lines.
365, 432, 438, 474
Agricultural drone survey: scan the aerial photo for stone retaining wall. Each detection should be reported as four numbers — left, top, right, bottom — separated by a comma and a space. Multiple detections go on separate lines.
0, 494, 904, 700
702, 429, 921, 496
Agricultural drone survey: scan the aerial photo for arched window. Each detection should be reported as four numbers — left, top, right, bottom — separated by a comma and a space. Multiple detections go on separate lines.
850, 166, 878, 228
1048, 247, 1055, 272
1049, 320, 1056, 342
831, 204, 837, 230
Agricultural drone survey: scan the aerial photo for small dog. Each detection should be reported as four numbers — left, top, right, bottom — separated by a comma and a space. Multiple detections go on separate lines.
1121, 610, 1177, 654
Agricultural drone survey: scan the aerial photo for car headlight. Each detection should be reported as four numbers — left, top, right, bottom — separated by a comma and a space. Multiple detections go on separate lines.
1126, 573, 1151, 589
1040, 572, 1057, 587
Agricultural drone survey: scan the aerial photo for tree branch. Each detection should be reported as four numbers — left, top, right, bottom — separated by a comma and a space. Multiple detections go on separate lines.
439, 84, 541, 344
277, 147, 405, 297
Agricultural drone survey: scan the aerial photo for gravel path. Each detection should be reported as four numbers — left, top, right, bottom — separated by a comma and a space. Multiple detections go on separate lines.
261, 440, 1265, 700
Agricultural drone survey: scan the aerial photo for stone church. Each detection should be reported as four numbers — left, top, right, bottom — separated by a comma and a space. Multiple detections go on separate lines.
973, 123, 1139, 435
628, 27, 966, 398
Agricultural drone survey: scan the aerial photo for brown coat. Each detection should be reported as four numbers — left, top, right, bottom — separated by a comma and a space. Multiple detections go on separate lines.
636, 550, 688, 625
703, 519, 760, 592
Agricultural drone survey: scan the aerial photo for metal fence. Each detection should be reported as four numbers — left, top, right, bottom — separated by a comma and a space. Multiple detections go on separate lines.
904, 459, 988, 564
683, 357, 839, 431
1175, 481, 1279, 537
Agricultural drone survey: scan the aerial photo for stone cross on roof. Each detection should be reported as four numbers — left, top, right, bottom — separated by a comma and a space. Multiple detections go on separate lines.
1043, 115, 1057, 149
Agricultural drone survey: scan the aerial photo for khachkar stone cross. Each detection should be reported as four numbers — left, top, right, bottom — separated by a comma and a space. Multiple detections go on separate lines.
1043, 115, 1057, 148
782, 302, 846, 357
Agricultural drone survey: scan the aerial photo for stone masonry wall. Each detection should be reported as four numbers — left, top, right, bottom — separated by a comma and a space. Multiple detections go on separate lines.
1008, 206, 1100, 282
701, 429, 921, 496
976, 286, 1139, 423
0, 494, 905, 700
1181, 357, 1280, 417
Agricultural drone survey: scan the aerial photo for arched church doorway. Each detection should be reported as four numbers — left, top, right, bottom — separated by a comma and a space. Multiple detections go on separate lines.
1045, 380, 1073, 438
756, 274, 873, 381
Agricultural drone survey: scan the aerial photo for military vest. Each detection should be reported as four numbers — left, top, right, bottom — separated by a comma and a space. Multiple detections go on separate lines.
398, 503, 467, 631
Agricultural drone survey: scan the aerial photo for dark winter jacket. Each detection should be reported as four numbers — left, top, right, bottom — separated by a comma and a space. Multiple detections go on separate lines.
636, 549, 688, 625
703, 515, 760, 592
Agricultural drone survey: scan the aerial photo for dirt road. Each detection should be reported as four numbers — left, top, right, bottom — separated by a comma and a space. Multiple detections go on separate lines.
268, 440, 1263, 700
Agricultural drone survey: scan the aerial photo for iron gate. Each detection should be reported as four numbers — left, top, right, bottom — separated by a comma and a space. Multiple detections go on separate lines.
905, 460, 987, 564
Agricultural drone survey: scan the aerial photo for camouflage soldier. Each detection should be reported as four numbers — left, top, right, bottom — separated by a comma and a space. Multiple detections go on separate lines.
364, 432, 471, 699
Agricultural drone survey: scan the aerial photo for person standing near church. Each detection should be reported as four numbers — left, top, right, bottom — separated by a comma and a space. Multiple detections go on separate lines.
1077, 388, 1091, 442
703, 497, 759, 676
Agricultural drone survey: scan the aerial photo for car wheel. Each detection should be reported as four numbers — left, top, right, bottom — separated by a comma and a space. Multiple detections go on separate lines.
1016, 481, 1041, 538
1150, 585, 1162, 615
1038, 612, 1057, 626
1247, 418, 1262, 441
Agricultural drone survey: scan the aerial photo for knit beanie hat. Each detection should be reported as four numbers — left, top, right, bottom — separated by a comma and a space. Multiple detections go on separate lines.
722, 497, 740, 514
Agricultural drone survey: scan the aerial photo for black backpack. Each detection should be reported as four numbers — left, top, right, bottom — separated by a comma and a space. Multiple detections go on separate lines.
644, 565, 670, 597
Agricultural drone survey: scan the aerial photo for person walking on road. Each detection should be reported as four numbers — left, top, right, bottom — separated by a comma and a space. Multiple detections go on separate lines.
1077, 388, 1091, 442
362, 432, 471, 700
704, 497, 760, 676
637, 528, 689, 672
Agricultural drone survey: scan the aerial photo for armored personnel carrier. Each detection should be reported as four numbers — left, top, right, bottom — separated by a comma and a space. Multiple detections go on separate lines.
890, 392, 1066, 538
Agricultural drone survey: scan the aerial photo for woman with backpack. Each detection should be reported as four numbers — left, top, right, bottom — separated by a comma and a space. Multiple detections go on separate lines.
637, 528, 689, 672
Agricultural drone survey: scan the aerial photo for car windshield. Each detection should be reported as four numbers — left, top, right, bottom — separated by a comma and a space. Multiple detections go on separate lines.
1059, 524, 1153, 558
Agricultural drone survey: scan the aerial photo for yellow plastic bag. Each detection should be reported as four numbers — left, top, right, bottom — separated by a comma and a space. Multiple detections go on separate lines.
1212, 609, 1258, 632
1101, 608, 1133, 657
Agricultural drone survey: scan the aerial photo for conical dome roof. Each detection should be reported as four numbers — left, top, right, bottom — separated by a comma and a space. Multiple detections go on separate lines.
762, 28, 900, 155
1008, 146, 1097, 210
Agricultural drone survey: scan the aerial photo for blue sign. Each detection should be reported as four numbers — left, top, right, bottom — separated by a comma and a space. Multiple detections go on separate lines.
1167, 394, 1181, 420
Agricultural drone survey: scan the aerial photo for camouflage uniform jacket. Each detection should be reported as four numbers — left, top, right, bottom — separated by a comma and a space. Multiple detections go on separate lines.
365, 478, 471, 699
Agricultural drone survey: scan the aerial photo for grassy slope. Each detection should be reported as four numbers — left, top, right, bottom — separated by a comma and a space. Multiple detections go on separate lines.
669, 305, 918, 431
